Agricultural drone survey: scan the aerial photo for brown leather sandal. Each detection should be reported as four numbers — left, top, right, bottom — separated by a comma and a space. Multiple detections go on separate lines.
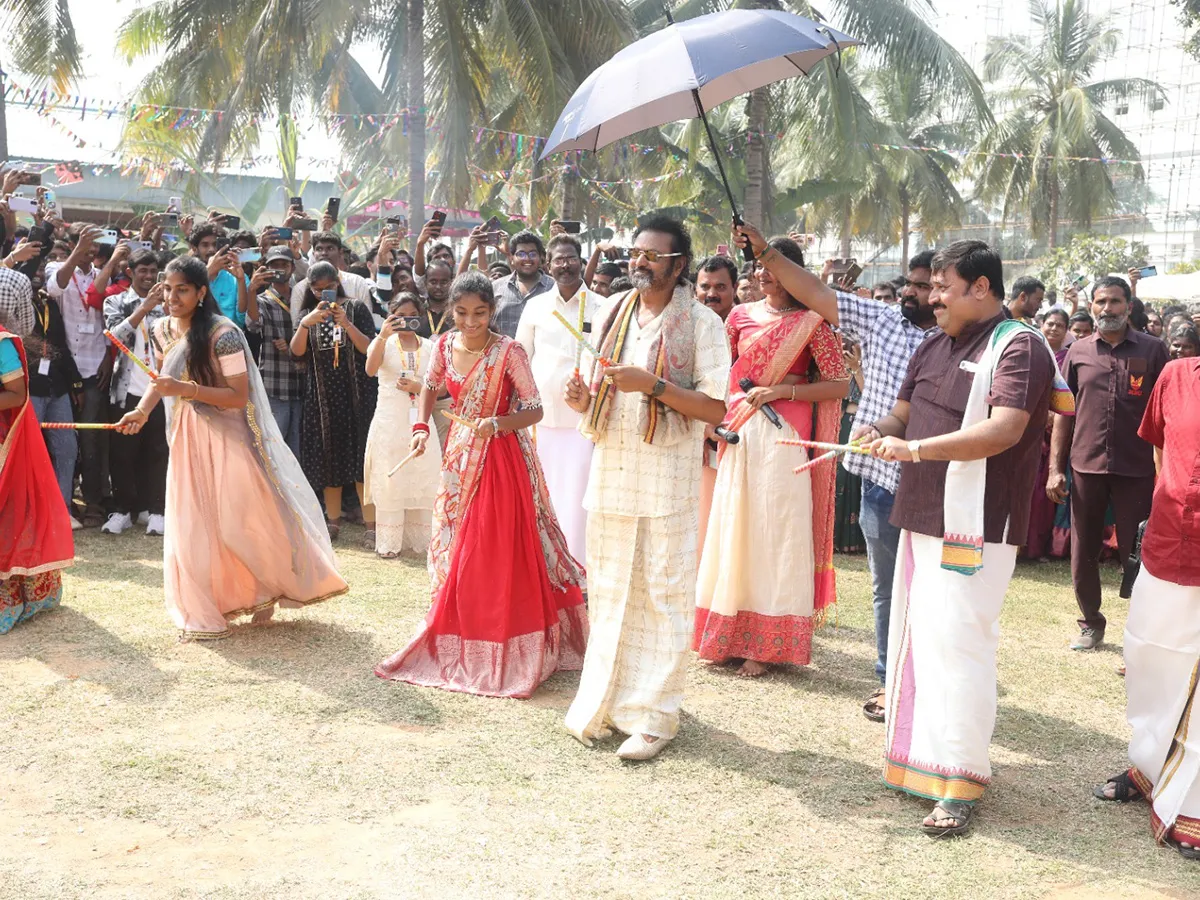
326, 518, 342, 541
863, 687, 885, 723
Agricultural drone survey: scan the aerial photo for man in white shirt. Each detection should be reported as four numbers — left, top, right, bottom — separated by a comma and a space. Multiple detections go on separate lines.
289, 231, 373, 326
101, 249, 168, 536
563, 216, 730, 761
515, 234, 602, 566
46, 223, 108, 525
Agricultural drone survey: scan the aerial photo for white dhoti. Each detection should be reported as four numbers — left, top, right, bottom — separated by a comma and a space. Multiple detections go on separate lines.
883, 529, 1017, 803
533, 425, 592, 567
564, 509, 696, 742
1126, 566, 1200, 845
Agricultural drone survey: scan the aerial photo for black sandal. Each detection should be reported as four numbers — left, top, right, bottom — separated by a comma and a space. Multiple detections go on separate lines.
921, 801, 974, 837
1169, 839, 1200, 860
1093, 771, 1144, 803
862, 687, 885, 723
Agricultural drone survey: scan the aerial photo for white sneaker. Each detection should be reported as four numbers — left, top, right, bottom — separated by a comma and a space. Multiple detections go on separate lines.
101, 512, 133, 535
69, 515, 84, 531
145, 514, 165, 536
136, 511, 150, 526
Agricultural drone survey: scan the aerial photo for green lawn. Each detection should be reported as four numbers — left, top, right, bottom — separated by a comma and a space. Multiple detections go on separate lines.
1, 528, 1197, 899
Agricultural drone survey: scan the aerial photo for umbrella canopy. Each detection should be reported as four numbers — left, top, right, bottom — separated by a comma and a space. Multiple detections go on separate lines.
540, 8, 860, 159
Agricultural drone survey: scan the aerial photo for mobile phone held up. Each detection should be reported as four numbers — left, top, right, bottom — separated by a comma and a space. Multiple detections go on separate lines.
557, 220, 582, 234
293, 217, 319, 232
220, 214, 241, 229
429, 210, 447, 233
386, 215, 408, 235
326, 197, 341, 224
289, 196, 303, 209
1139, 265, 1158, 279
8, 196, 39, 215
238, 249, 262, 264
320, 289, 339, 306
274, 226, 294, 240
388, 315, 422, 332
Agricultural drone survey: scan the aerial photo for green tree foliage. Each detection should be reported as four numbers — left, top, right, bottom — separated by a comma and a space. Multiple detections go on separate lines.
1036, 232, 1151, 288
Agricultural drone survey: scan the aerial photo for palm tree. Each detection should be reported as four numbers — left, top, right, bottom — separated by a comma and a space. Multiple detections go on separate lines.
971, 0, 1164, 248
0, 1, 84, 159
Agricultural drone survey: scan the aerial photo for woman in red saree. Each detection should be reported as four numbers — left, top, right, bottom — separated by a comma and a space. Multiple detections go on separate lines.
375, 272, 587, 698
0, 273, 73, 634
695, 237, 849, 676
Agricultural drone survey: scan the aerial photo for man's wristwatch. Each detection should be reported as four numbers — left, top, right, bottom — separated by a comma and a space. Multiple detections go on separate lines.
650, 377, 667, 398
907, 440, 922, 463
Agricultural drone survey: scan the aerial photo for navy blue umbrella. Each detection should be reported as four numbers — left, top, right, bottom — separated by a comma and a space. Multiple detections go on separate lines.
541, 8, 860, 232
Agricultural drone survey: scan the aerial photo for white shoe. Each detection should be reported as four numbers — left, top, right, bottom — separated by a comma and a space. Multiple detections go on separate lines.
100, 512, 133, 535
136, 511, 150, 526
616, 733, 670, 761
145, 514, 165, 536
69, 515, 83, 531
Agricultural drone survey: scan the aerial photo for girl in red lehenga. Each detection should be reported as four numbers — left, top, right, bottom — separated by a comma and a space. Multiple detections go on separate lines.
0, 272, 74, 633
375, 272, 587, 698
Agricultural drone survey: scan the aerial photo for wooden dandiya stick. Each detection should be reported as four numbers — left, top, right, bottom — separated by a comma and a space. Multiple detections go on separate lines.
103, 330, 157, 381
552, 310, 613, 367
41, 422, 119, 430
441, 409, 475, 430
387, 448, 421, 478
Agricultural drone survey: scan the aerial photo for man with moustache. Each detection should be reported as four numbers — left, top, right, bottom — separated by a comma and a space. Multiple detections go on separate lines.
1006, 276, 1045, 323
563, 215, 730, 761
865, 240, 1065, 836
694, 255, 739, 321
1049, 276, 1169, 650
744, 235, 941, 722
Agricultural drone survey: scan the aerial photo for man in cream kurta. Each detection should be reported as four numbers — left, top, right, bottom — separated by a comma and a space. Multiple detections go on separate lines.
515, 234, 603, 565
562, 216, 730, 761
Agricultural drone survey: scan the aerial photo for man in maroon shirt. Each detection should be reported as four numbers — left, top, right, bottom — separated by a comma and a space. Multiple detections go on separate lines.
1093, 357, 1200, 858
1048, 276, 1169, 650
865, 240, 1056, 837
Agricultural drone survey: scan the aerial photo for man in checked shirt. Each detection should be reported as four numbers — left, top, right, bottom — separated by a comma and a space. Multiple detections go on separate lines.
734, 223, 939, 722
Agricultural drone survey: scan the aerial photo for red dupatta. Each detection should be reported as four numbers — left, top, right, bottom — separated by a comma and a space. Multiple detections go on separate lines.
0, 333, 73, 579
721, 310, 847, 623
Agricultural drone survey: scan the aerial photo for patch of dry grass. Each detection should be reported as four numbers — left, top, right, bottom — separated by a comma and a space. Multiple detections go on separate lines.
1, 529, 1198, 899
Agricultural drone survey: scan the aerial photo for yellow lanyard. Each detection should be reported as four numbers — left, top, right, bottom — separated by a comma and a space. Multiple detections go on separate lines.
138, 320, 156, 373
37, 299, 50, 335
427, 306, 449, 336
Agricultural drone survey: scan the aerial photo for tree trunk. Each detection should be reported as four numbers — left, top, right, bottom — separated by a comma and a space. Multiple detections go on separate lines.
839, 205, 852, 259
559, 166, 578, 221
1048, 175, 1059, 250
900, 188, 911, 268
744, 87, 767, 226
407, 0, 425, 250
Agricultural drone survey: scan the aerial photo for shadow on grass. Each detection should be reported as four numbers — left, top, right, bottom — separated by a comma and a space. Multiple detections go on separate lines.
206, 618, 442, 727
0, 606, 179, 701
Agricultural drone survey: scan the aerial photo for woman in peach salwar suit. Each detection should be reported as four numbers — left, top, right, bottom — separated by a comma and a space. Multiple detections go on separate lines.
117, 257, 347, 640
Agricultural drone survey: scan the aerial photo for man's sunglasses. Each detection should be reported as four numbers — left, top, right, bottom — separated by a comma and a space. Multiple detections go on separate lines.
628, 248, 684, 263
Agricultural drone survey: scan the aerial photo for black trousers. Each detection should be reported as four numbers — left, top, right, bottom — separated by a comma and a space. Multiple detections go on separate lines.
109, 394, 169, 517
1070, 469, 1155, 631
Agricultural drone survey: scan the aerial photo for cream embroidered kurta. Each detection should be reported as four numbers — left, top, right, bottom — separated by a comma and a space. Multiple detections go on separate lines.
565, 299, 730, 742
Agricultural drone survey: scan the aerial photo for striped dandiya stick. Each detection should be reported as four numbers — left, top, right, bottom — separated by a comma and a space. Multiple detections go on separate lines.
552, 310, 613, 367
785, 436, 870, 476
41, 422, 119, 430
103, 330, 157, 380
777, 438, 874, 456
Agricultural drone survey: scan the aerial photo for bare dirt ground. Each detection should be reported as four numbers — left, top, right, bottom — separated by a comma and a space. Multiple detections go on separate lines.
2, 528, 1199, 899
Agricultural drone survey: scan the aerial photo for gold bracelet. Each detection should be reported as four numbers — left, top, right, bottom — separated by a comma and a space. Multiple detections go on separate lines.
790, 384, 797, 401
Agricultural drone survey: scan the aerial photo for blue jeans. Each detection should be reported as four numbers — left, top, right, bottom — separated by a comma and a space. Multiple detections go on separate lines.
269, 395, 303, 459
31, 393, 77, 511
860, 478, 900, 684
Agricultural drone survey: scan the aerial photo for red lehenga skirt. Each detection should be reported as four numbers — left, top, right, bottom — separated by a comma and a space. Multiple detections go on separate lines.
375, 432, 588, 699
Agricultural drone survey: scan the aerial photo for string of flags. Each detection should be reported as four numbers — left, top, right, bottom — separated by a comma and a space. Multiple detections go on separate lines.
866, 142, 1145, 166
